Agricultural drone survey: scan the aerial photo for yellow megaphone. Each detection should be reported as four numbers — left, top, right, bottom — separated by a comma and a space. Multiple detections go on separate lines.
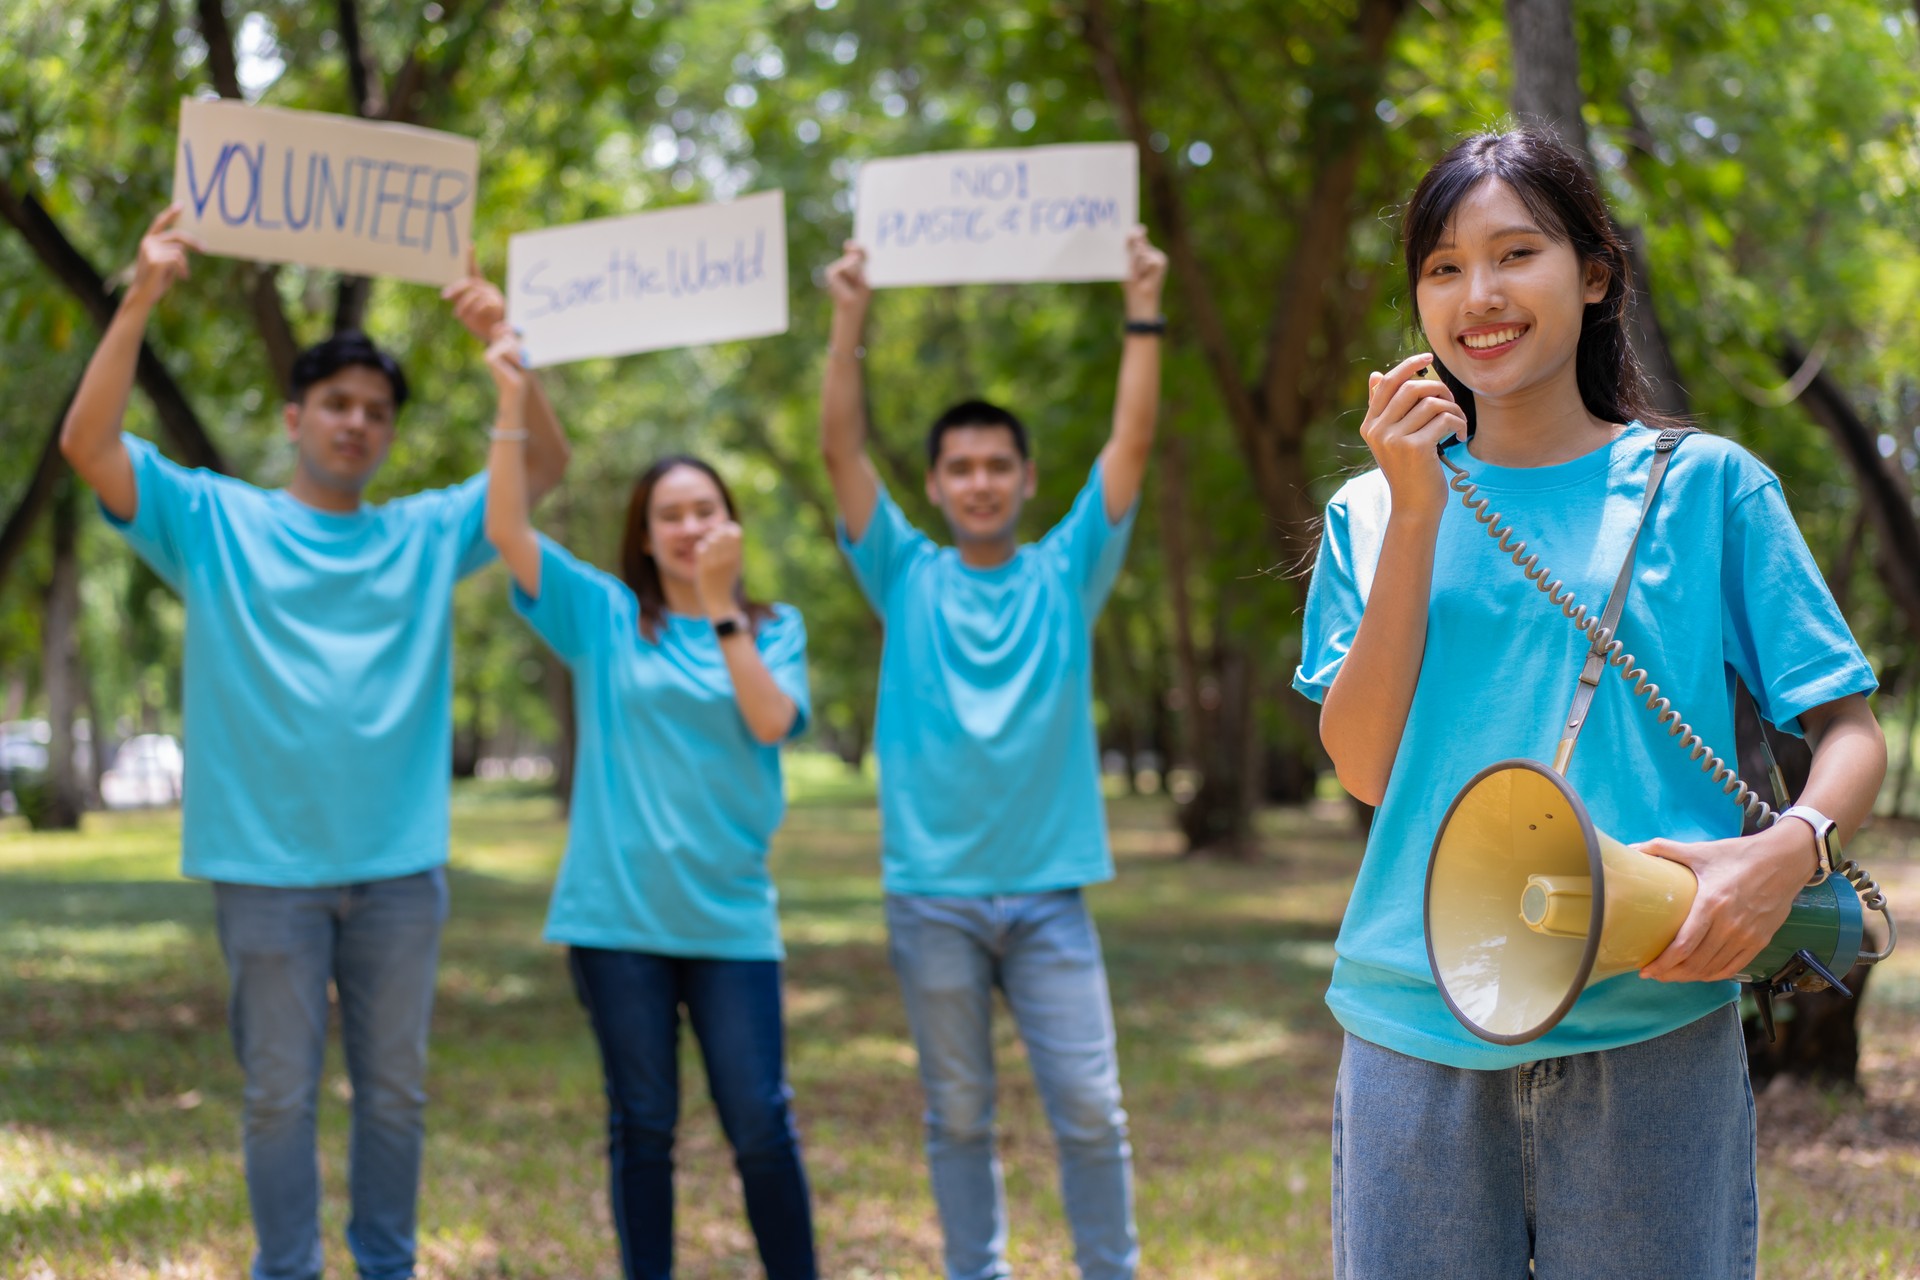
1426, 758, 1869, 1044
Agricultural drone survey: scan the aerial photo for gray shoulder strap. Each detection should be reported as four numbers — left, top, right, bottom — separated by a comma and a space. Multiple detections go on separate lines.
1554, 427, 1697, 768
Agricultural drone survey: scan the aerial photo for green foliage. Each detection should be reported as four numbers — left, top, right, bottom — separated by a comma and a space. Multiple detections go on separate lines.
5, 767, 59, 829
2, 0, 1918, 792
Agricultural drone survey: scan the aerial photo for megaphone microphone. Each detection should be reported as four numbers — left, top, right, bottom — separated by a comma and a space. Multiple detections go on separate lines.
1423, 428, 1896, 1045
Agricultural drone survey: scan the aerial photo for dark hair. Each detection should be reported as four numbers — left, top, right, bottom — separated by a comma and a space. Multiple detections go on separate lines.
926, 399, 1031, 467
1402, 129, 1669, 433
619, 455, 774, 643
288, 332, 410, 410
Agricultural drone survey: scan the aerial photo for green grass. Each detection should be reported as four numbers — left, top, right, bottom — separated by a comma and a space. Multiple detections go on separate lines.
4, 760, 1919, 1278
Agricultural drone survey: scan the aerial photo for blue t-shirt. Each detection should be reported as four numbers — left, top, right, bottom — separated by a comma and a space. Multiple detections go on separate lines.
513, 536, 810, 959
1293, 425, 1878, 1069
839, 462, 1136, 896
104, 434, 493, 887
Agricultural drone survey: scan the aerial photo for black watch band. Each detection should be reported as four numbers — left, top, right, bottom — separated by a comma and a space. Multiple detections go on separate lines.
1124, 317, 1168, 336
713, 614, 746, 638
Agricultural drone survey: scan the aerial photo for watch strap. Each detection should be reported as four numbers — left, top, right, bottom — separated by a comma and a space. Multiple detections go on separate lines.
1779, 804, 1837, 884
712, 614, 747, 638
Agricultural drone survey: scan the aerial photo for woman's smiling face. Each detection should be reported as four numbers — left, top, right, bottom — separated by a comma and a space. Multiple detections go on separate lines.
1415, 178, 1609, 410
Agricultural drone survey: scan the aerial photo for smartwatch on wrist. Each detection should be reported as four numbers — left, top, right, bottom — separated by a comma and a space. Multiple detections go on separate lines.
1124, 317, 1168, 336
1778, 804, 1838, 885
713, 614, 747, 639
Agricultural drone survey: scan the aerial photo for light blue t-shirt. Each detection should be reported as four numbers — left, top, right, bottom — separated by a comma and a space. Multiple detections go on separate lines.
839, 462, 1136, 896
513, 536, 810, 959
1293, 425, 1877, 1069
104, 433, 493, 887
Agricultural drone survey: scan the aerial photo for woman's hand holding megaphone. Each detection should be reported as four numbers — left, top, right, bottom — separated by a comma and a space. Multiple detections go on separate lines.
1638, 693, 1885, 983
1632, 827, 1816, 983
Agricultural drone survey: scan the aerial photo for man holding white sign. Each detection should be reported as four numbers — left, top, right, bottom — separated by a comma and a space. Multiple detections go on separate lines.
173, 98, 480, 287
819, 224, 1167, 1280
59, 207, 569, 1280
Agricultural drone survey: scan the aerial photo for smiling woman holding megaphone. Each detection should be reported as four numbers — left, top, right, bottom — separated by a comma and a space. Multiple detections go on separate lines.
1294, 129, 1891, 1279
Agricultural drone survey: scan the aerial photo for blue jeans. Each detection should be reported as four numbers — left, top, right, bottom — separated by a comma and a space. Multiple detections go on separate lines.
567, 947, 817, 1280
885, 890, 1138, 1280
212, 868, 449, 1280
1332, 1004, 1758, 1279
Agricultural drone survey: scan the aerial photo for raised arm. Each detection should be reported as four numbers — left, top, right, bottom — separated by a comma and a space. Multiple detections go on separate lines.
481, 327, 541, 597
444, 250, 571, 503
1098, 227, 1170, 521
59, 207, 203, 520
694, 525, 798, 745
819, 241, 882, 541
1317, 355, 1468, 805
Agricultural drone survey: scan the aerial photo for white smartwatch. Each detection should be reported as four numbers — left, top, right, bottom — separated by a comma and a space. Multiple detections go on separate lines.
1778, 804, 1838, 886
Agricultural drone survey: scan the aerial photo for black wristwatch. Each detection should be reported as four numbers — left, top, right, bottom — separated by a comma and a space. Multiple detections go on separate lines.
712, 614, 747, 639
1124, 317, 1168, 336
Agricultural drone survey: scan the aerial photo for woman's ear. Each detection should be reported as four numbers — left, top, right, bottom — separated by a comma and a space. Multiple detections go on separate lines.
1583, 255, 1612, 305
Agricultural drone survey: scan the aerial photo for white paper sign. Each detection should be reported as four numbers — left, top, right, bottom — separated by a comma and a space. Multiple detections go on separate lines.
171, 98, 479, 286
506, 191, 789, 367
854, 143, 1138, 288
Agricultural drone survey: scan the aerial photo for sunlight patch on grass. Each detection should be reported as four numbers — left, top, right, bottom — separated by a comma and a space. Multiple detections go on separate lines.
2, 920, 196, 972
1188, 1023, 1305, 1071
785, 983, 848, 1021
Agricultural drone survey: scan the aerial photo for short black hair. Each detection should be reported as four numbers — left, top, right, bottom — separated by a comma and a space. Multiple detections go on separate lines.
926, 399, 1030, 466
287, 332, 410, 410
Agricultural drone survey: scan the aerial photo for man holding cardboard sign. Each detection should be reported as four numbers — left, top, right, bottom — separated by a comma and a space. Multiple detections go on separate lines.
59, 207, 569, 1280
172, 98, 480, 287
819, 226, 1167, 1280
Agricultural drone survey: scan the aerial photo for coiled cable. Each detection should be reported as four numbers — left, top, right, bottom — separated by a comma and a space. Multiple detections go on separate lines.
1437, 453, 1775, 827
1437, 449, 1897, 961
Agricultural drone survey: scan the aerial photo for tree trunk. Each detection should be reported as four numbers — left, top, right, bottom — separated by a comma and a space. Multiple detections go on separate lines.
39, 476, 85, 830
1892, 680, 1920, 819
1744, 964, 1875, 1092
544, 654, 575, 814
451, 717, 481, 779
0, 186, 228, 473
1177, 643, 1258, 857
1782, 340, 1920, 641
1155, 428, 1259, 851
1505, 0, 1584, 135
80, 664, 109, 809
0, 407, 69, 595
1505, 0, 1690, 420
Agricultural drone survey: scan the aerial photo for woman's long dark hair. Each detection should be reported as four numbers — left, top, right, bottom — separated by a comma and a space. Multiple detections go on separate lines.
619, 454, 774, 643
1402, 129, 1674, 434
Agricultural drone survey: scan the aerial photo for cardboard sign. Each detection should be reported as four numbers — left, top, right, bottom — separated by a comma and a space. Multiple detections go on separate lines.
506, 190, 789, 367
171, 97, 479, 286
854, 143, 1138, 287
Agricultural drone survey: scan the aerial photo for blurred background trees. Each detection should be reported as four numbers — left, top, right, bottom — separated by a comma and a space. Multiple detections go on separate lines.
3, 0, 1917, 857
